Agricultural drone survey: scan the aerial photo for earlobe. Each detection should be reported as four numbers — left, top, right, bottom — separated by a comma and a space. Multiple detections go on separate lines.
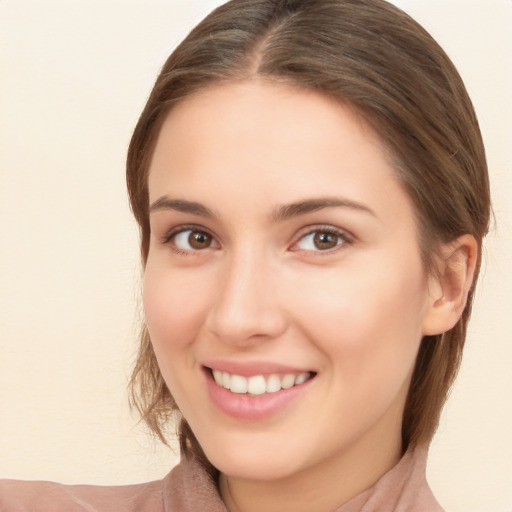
422, 235, 478, 336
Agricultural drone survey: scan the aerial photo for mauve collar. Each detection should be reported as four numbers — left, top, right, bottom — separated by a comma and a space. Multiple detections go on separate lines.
331, 446, 443, 512
162, 446, 443, 512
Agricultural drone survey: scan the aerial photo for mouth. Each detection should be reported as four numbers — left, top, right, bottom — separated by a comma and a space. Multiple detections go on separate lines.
205, 367, 317, 396
203, 364, 317, 420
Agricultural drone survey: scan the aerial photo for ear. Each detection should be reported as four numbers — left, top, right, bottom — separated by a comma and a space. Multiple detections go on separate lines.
422, 235, 478, 336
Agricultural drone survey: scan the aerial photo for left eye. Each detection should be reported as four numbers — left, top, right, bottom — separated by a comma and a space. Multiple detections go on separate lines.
294, 230, 346, 251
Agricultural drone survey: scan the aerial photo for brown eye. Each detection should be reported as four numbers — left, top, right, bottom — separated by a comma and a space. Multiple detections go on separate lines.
172, 229, 215, 251
313, 232, 339, 250
188, 231, 212, 249
294, 229, 346, 252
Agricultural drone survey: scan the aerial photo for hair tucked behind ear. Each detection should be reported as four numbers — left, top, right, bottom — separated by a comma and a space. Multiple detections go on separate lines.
127, 0, 490, 462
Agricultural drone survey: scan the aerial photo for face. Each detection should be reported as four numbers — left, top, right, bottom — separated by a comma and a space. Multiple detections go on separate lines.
144, 81, 435, 482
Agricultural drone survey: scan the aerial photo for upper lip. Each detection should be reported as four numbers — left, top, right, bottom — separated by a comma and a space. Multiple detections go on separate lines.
202, 360, 314, 377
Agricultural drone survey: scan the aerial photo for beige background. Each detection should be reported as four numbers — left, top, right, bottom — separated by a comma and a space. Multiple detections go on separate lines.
0, 1, 510, 510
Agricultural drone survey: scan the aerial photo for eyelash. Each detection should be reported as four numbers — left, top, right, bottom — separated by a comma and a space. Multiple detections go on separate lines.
160, 224, 217, 256
291, 225, 352, 254
160, 224, 352, 256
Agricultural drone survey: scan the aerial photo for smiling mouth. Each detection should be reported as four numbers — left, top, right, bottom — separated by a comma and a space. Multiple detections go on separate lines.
207, 368, 316, 396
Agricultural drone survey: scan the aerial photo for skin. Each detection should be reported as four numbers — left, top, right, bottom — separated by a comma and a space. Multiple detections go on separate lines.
143, 81, 475, 512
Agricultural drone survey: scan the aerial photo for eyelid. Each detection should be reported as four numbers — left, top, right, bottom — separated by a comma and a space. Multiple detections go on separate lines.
160, 224, 219, 251
158, 223, 353, 255
289, 224, 354, 253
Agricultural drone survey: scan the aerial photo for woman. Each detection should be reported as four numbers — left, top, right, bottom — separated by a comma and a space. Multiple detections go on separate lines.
0, 0, 492, 510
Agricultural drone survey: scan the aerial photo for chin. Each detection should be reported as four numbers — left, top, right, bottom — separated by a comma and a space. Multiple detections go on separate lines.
198, 432, 304, 481
210, 453, 296, 481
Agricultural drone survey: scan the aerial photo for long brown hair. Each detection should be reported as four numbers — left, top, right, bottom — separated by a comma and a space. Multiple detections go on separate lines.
127, 0, 490, 461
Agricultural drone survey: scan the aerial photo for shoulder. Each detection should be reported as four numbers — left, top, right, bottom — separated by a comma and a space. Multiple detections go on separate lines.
0, 477, 164, 512
0, 456, 224, 512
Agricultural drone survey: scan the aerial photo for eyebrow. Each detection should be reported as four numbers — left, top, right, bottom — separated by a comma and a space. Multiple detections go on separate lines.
149, 197, 216, 218
149, 195, 376, 221
272, 197, 376, 222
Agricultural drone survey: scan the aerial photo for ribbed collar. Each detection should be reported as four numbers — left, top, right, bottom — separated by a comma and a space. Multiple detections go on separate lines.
162, 446, 443, 512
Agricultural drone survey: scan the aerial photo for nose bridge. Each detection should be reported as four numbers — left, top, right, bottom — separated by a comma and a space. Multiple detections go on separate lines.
206, 243, 286, 344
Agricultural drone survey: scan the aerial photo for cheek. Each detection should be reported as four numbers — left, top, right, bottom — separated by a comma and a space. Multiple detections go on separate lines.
289, 257, 428, 373
142, 261, 211, 355
303, 266, 427, 431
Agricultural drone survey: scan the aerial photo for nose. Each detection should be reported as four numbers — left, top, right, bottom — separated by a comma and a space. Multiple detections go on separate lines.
205, 248, 288, 346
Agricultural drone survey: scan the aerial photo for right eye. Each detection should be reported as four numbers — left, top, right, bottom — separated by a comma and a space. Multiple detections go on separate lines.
169, 228, 219, 252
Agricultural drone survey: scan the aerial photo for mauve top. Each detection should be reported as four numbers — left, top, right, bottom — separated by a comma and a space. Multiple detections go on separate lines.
0, 446, 443, 511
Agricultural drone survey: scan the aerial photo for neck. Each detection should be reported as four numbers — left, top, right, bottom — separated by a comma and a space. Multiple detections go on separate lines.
218, 430, 403, 512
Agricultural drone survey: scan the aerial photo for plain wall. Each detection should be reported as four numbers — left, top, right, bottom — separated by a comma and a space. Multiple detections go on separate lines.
0, 1, 511, 511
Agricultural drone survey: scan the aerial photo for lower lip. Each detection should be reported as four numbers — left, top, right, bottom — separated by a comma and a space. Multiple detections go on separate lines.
204, 369, 314, 421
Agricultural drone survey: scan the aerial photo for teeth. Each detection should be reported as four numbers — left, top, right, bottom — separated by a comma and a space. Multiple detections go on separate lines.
247, 375, 266, 395
281, 374, 296, 389
266, 374, 281, 393
230, 374, 248, 394
295, 372, 309, 385
213, 369, 223, 385
211, 370, 312, 395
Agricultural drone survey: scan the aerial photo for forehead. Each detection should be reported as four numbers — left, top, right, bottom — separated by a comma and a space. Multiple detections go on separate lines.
147, 80, 415, 229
